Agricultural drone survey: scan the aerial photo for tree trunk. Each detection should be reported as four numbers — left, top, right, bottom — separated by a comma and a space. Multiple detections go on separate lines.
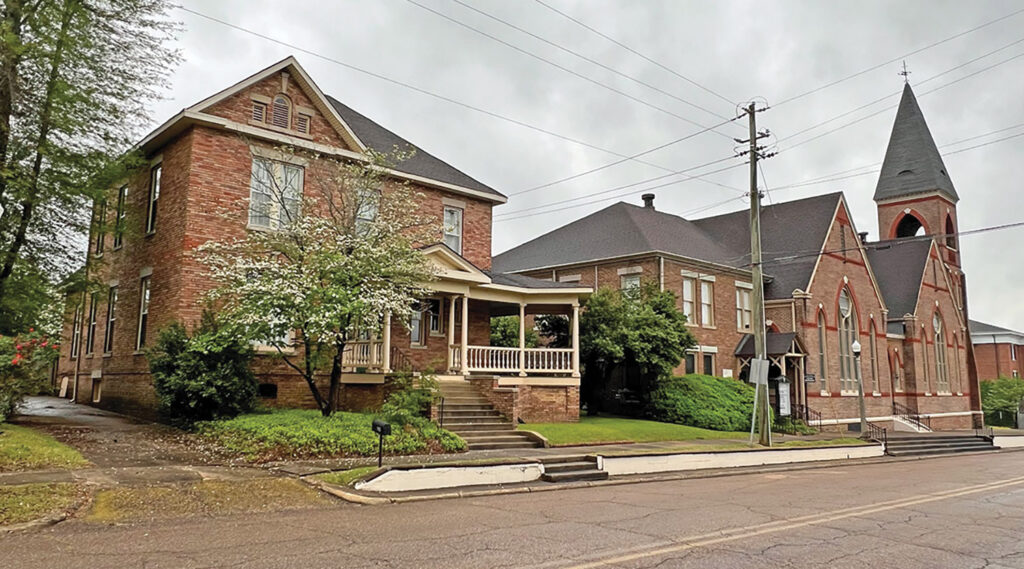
325, 339, 345, 417
0, 0, 25, 206
297, 338, 328, 415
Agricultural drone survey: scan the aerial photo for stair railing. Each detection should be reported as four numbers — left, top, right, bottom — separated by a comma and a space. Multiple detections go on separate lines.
893, 401, 930, 431
865, 421, 887, 448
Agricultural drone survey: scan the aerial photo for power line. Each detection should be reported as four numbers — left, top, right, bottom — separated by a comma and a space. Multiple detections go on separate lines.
175, 6, 690, 178
532, 0, 735, 106
773, 5, 1024, 107
404, 0, 736, 137
495, 160, 746, 222
510, 116, 738, 196
450, 0, 738, 126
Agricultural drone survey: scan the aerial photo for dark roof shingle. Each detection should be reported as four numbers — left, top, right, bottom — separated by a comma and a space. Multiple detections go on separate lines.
865, 239, 932, 318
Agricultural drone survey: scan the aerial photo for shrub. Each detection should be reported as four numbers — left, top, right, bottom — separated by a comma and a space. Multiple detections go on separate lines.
646, 374, 755, 432
147, 313, 257, 425
379, 370, 438, 426
0, 329, 60, 421
980, 377, 1024, 427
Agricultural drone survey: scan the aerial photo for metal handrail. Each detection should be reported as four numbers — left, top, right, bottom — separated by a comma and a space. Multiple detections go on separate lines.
865, 421, 887, 447
893, 401, 930, 431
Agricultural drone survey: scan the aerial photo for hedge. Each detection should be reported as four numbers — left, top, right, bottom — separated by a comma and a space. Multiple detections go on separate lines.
646, 374, 755, 432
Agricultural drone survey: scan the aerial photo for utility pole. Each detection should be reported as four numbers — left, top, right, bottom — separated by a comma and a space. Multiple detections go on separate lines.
738, 102, 772, 446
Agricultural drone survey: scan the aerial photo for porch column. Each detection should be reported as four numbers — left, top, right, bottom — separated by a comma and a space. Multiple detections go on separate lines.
382, 312, 392, 373
460, 295, 469, 375
518, 303, 527, 377
571, 304, 581, 378
447, 296, 456, 372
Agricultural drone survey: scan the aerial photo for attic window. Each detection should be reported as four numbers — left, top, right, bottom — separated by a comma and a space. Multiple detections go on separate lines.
295, 113, 310, 134
271, 95, 291, 129
897, 169, 914, 176
252, 101, 267, 123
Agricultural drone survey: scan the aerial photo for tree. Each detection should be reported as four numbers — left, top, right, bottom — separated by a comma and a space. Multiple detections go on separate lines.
0, 0, 178, 335
535, 314, 569, 348
579, 283, 694, 413
199, 148, 440, 417
980, 376, 1024, 427
489, 316, 538, 348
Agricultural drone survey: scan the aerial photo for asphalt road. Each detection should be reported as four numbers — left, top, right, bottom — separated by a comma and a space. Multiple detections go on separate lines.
7, 451, 1024, 568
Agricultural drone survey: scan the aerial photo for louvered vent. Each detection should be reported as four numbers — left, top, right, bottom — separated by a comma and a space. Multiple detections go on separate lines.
296, 114, 310, 134
252, 102, 266, 123
271, 96, 290, 128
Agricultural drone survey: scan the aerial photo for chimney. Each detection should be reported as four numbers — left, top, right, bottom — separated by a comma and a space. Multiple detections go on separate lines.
642, 193, 655, 209
858, 231, 869, 244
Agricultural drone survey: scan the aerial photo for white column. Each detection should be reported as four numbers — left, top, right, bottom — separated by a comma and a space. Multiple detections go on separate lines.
447, 296, 456, 372
382, 312, 392, 373
519, 303, 527, 377
571, 304, 581, 378
460, 295, 469, 375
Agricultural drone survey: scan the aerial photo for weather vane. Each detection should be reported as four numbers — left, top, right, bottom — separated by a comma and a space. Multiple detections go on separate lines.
899, 60, 911, 84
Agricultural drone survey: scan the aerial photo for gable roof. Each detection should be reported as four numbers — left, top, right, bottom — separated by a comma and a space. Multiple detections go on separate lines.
864, 238, 933, 319
873, 83, 958, 203
492, 201, 741, 274
969, 319, 1024, 337
694, 192, 843, 299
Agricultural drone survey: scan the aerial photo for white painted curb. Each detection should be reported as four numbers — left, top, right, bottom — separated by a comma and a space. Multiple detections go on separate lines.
355, 463, 543, 493
993, 435, 1024, 449
600, 445, 884, 476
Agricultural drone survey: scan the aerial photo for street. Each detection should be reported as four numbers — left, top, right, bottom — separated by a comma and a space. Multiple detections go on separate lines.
5, 451, 1024, 568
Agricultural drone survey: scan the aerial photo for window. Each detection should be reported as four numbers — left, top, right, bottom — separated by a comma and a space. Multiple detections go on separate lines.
94, 200, 107, 254
410, 305, 425, 346
701, 281, 714, 327
146, 165, 160, 234
953, 334, 963, 394
271, 95, 291, 129
295, 113, 311, 134
684, 352, 696, 374
1014, 370, 1020, 379
837, 288, 858, 393
443, 206, 463, 254
892, 351, 903, 392
427, 299, 443, 335
934, 313, 949, 393
355, 189, 379, 235
91, 379, 102, 403
681, 277, 695, 322
921, 325, 931, 394
85, 293, 98, 355
621, 274, 641, 291
252, 101, 267, 123
136, 277, 151, 350
703, 353, 715, 375
1013, 345, 1018, 362
735, 287, 752, 330
113, 185, 127, 249
70, 304, 83, 358
249, 157, 303, 229
103, 286, 118, 354
817, 311, 828, 392
869, 321, 879, 393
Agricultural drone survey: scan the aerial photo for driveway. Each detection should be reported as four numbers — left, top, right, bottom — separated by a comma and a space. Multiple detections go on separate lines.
11, 396, 229, 468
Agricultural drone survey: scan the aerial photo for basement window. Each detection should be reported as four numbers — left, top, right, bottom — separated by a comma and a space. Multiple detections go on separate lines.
258, 383, 278, 398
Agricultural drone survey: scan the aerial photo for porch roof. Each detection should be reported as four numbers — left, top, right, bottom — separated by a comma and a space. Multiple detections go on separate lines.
734, 332, 804, 357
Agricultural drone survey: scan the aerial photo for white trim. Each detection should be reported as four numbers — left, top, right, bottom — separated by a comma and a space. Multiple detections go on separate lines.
250, 144, 310, 166
735, 281, 753, 290
699, 345, 718, 354
680, 269, 699, 278
617, 266, 643, 276
139, 267, 153, 278
504, 250, 754, 280
558, 274, 582, 283
442, 197, 467, 209
699, 275, 716, 282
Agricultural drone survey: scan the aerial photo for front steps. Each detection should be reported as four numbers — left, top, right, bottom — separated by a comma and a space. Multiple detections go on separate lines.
438, 382, 541, 450
885, 434, 998, 457
541, 456, 608, 483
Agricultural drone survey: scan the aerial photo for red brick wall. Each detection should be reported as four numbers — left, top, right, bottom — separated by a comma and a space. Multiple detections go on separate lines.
974, 342, 1024, 380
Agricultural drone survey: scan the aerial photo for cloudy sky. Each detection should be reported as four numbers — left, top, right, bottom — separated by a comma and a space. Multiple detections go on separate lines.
152, 0, 1024, 330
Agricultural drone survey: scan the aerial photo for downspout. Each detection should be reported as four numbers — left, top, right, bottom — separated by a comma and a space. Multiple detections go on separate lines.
658, 256, 664, 292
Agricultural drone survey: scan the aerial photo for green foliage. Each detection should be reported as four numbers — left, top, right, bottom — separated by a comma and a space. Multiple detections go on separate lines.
379, 370, 439, 426
489, 316, 538, 348
147, 313, 257, 425
535, 314, 569, 348
197, 409, 465, 461
0, 330, 60, 421
518, 416, 747, 446
773, 416, 817, 435
0, 423, 88, 471
980, 377, 1024, 427
647, 374, 756, 432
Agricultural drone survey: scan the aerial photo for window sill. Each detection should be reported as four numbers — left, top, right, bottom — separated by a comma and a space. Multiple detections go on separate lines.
410, 345, 428, 350
132, 350, 145, 356
247, 119, 313, 140
819, 390, 831, 397
924, 392, 932, 396
872, 392, 882, 397
839, 390, 858, 397
145, 231, 156, 238
703, 325, 716, 330
102, 353, 112, 358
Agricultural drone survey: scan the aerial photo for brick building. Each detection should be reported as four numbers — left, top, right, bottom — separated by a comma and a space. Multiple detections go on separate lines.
970, 320, 1024, 380
494, 82, 981, 431
56, 57, 589, 423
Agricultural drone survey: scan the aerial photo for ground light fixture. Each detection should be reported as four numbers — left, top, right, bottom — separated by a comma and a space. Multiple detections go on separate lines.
852, 340, 868, 435
372, 419, 391, 468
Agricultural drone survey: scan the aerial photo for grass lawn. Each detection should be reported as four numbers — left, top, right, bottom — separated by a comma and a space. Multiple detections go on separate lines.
518, 416, 748, 446
316, 466, 379, 487
0, 483, 81, 525
196, 409, 466, 462
85, 479, 330, 524
0, 424, 89, 472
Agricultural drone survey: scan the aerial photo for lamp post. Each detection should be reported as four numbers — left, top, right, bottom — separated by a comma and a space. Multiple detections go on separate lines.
852, 340, 868, 434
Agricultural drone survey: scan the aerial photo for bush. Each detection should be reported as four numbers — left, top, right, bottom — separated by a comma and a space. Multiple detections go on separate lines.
646, 374, 755, 432
379, 370, 438, 426
0, 330, 60, 421
980, 377, 1024, 427
147, 313, 257, 425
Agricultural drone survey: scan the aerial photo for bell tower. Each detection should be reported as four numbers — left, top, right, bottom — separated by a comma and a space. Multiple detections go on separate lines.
874, 82, 961, 267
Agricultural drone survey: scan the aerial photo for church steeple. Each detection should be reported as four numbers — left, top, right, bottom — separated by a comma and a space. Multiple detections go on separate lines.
873, 83, 958, 204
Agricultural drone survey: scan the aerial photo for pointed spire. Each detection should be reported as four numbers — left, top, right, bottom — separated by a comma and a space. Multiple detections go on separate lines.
873, 83, 958, 203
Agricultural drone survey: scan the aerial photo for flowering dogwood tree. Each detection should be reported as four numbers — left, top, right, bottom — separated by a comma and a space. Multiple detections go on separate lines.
199, 147, 439, 416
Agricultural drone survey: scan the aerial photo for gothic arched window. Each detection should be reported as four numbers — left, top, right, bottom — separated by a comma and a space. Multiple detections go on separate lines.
837, 288, 858, 393
817, 310, 828, 392
934, 313, 949, 393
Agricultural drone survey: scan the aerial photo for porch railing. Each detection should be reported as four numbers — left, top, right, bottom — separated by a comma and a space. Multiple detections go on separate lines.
524, 348, 574, 373
461, 345, 574, 374
893, 401, 931, 431
342, 340, 384, 368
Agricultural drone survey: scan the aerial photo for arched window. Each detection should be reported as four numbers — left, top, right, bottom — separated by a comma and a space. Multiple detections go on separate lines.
945, 215, 956, 249
953, 333, 963, 394
891, 350, 903, 392
271, 95, 291, 129
817, 310, 828, 393
869, 320, 879, 394
921, 324, 931, 394
837, 289, 859, 393
934, 313, 949, 393
895, 214, 925, 238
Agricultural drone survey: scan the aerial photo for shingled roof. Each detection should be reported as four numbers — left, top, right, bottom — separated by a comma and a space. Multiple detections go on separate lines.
873, 83, 958, 203
864, 239, 932, 319
493, 192, 844, 301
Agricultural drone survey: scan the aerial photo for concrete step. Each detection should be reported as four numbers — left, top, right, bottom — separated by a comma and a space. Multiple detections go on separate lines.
443, 409, 502, 418
887, 435, 988, 443
453, 429, 522, 437
542, 469, 609, 483
444, 421, 514, 431
461, 434, 535, 444
439, 396, 489, 404
543, 461, 597, 474
887, 439, 993, 449
441, 404, 493, 411
888, 445, 998, 457
540, 455, 592, 465
468, 441, 541, 450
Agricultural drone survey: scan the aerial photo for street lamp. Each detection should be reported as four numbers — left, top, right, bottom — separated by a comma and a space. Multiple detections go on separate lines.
852, 340, 868, 435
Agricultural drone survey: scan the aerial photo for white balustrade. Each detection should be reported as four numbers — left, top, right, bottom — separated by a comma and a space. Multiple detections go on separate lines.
343, 340, 384, 368
460, 345, 574, 374
523, 348, 574, 373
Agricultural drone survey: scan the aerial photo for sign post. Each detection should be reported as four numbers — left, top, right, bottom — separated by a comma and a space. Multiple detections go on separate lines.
747, 358, 770, 445
778, 381, 791, 417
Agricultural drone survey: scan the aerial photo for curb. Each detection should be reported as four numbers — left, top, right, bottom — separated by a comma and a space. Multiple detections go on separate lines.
0, 493, 92, 534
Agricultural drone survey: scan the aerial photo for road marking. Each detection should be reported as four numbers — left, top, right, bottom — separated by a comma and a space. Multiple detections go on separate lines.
551, 475, 1024, 569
